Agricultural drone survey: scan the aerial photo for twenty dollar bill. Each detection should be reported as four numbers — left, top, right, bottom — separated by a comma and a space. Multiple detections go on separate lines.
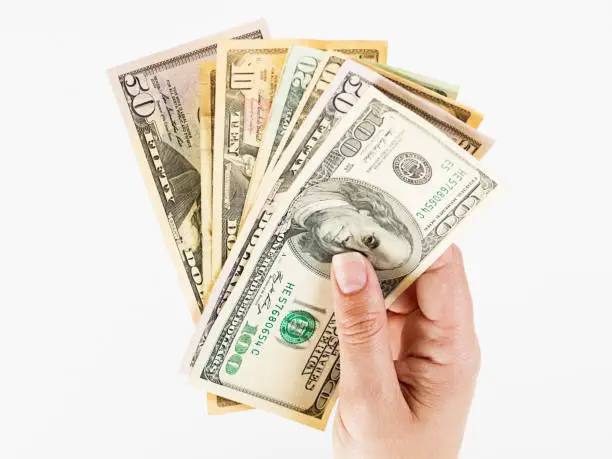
242, 44, 387, 218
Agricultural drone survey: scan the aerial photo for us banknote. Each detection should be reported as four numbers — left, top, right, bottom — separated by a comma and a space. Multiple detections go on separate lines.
212, 39, 387, 278
108, 20, 269, 322
188, 85, 498, 428
185, 58, 493, 373
368, 61, 460, 99
199, 61, 215, 305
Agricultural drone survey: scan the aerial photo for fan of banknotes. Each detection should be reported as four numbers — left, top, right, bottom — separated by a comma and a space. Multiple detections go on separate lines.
108, 19, 498, 429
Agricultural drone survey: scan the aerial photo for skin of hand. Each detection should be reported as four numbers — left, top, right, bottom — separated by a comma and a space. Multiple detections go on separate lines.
330, 245, 480, 459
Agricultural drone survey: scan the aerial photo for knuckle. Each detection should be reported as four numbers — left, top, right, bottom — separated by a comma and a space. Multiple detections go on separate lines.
421, 319, 462, 350
460, 337, 481, 375
411, 355, 478, 401
446, 337, 481, 382
451, 243, 464, 263
416, 318, 481, 379
337, 311, 385, 346
430, 322, 461, 347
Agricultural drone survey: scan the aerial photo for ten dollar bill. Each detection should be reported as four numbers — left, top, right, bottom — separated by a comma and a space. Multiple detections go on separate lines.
212, 39, 387, 275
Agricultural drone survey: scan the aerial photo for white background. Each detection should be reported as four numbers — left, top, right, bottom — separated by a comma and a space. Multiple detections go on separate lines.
1, 0, 611, 457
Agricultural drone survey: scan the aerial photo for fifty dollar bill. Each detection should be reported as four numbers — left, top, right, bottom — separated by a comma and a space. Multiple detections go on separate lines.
108, 20, 269, 322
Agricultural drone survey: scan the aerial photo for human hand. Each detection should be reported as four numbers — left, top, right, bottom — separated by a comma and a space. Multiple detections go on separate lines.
331, 245, 480, 459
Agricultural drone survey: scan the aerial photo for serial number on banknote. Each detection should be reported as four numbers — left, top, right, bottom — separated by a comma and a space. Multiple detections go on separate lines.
416, 162, 470, 219
252, 282, 295, 357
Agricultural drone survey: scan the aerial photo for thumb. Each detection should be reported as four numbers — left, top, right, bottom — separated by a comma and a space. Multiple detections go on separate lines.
331, 252, 400, 409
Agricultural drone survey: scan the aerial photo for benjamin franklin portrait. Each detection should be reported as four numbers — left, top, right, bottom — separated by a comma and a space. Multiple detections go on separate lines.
286, 179, 422, 279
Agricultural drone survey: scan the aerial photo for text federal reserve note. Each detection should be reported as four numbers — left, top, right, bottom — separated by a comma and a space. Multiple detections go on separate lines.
190, 86, 498, 428
185, 59, 493, 377
108, 20, 269, 322
212, 39, 387, 276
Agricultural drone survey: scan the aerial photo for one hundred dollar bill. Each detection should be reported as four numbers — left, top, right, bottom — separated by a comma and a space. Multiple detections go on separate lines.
369, 61, 460, 99
107, 20, 269, 322
212, 39, 387, 277
184, 59, 493, 374
189, 85, 498, 428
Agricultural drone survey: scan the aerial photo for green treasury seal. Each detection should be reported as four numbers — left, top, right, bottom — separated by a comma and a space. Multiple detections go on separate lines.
280, 310, 316, 345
